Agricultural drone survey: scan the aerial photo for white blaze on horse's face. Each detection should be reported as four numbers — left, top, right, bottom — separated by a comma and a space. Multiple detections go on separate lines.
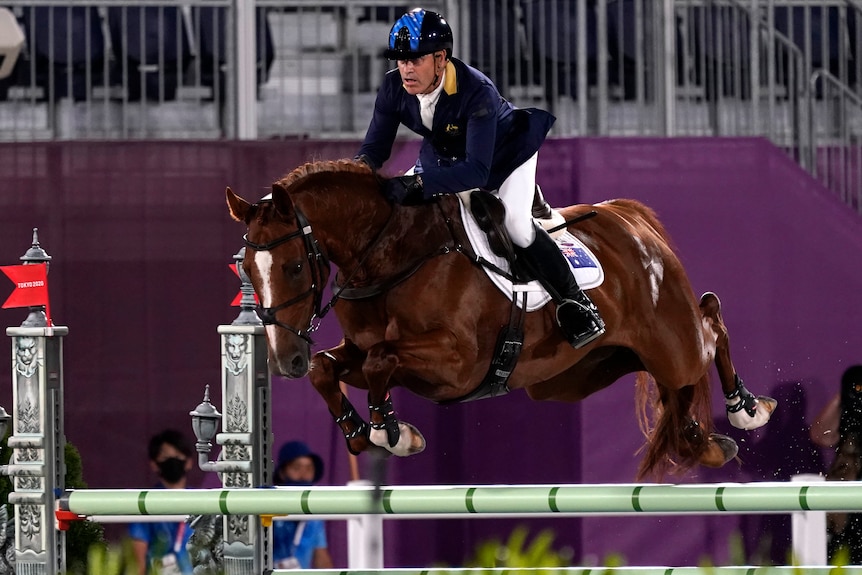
252, 250, 280, 345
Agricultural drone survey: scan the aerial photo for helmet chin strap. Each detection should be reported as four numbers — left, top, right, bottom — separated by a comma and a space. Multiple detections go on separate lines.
425, 54, 445, 93
415, 73, 441, 95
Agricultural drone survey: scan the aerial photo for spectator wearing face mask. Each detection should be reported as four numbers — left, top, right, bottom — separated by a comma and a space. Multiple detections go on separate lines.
128, 429, 195, 575
271, 440, 334, 569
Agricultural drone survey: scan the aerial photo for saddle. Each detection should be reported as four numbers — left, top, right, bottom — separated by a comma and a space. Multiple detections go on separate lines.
469, 190, 515, 260
469, 184, 554, 269
446, 186, 555, 405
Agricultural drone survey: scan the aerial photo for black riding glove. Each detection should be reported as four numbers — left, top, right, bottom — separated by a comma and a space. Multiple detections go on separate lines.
353, 154, 375, 170
384, 174, 425, 205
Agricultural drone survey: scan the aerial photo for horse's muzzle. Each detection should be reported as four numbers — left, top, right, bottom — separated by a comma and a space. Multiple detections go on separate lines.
269, 345, 310, 379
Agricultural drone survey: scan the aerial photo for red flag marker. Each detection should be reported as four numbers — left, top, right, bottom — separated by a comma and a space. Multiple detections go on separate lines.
1, 263, 51, 324
230, 263, 258, 306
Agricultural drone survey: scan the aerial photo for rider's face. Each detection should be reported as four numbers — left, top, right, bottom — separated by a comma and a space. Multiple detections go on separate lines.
398, 51, 445, 95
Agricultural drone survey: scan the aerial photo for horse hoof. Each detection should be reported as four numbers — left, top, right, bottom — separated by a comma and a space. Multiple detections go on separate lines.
758, 395, 778, 414
391, 421, 425, 456
745, 394, 778, 430
727, 395, 778, 431
401, 421, 426, 455
699, 433, 738, 468
371, 421, 426, 457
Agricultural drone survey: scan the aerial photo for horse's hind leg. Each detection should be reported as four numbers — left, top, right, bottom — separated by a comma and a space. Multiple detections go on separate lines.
700, 292, 777, 430
638, 375, 738, 478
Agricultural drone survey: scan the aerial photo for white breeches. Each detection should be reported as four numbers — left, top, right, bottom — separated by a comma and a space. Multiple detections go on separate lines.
410, 152, 539, 248
496, 152, 538, 248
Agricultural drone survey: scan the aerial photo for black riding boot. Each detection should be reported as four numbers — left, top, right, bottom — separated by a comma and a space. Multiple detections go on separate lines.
517, 227, 606, 349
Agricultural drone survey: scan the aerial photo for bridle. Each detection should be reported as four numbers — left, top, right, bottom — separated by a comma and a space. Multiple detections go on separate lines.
243, 205, 329, 345
244, 198, 400, 345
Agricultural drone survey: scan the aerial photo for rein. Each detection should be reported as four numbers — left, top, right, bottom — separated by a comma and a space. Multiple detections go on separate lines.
318, 205, 400, 309
245, 198, 463, 342
334, 201, 460, 300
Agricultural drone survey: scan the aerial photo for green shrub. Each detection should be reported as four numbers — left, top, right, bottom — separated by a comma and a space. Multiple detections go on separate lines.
465, 525, 574, 569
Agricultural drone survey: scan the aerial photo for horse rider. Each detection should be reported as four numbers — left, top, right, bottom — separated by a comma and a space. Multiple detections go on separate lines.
354, 7, 605, 349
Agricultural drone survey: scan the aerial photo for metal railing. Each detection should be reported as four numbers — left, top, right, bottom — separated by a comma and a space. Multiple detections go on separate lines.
0, 0, 847, 139
809, 69, 862, 213
672, 0, 811, 165
0, 0, 235, 140
0, 0, 454, 140
1, 1, 861, 208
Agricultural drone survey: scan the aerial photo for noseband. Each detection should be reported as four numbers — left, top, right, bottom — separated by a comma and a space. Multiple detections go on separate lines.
243, 205, 329, 345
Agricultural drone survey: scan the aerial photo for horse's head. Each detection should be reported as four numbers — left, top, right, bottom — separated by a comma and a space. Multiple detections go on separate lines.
226, 183, 330, 378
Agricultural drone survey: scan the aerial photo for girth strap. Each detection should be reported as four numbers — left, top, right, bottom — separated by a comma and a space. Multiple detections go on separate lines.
437, 290, 526, 405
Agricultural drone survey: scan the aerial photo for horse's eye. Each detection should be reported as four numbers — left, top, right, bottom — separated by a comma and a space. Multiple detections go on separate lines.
285, 262, 303, 278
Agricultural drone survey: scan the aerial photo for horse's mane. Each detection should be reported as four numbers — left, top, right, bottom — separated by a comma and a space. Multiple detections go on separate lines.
275, 159, 374, 191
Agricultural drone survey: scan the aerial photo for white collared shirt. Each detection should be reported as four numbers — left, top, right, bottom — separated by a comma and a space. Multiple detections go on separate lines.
416, 70, 446, 130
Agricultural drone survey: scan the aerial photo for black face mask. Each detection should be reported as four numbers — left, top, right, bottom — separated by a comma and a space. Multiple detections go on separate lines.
157, 457, 187, 484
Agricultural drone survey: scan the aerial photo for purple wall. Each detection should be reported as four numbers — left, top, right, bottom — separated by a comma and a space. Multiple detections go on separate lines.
0, 138, 860, 568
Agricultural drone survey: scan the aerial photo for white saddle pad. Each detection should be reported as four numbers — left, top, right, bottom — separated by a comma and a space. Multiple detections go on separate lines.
458, 196, 604, 312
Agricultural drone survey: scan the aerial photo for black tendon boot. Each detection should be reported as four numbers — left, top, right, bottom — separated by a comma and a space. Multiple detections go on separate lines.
518, 227, 606, 349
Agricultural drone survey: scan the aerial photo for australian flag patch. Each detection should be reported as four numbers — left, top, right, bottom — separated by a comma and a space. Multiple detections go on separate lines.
558, 235, 598, 269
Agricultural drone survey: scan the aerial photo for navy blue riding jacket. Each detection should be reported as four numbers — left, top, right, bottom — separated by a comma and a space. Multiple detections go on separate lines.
357, 57, 556, 195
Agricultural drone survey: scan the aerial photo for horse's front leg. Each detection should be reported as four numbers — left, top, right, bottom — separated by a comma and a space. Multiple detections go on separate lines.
700, 292, 777, 430
309, 343, 372, 455
363, 342, 426, 457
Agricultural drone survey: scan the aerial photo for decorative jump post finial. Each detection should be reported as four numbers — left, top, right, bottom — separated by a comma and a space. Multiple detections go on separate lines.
19, 227, 52, 328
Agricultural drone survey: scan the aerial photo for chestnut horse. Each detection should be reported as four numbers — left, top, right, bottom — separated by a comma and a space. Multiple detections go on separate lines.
226, 159, 776, 479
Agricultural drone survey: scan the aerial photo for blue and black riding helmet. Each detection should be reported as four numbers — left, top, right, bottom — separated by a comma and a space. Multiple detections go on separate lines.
384, 8, 453, 60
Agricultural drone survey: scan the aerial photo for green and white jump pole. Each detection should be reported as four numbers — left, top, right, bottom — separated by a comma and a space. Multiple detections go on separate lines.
56, 481, 856, 571
57, 481, 862, 517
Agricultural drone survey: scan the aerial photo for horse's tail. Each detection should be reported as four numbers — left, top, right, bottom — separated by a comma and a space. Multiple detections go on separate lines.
635, 372, 714, 480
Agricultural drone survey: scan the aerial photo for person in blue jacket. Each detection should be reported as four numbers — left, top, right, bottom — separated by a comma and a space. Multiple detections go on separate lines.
356, 7, 604, 349
128, 429, 195, 575
272, 441, 333, 569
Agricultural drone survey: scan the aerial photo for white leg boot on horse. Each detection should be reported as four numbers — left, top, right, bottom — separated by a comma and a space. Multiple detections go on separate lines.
517, 226, 606, 349
700, 292, 777, 431
367, 391, 426, 457
363, 347, 426, 457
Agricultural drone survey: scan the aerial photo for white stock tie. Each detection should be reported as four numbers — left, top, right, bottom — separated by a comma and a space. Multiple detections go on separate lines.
417, 71, 445, 130
420, 98, 435, 130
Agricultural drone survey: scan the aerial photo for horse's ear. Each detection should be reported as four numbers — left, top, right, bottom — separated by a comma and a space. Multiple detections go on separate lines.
226, 187, 251, 223
270, 183, 295, 217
